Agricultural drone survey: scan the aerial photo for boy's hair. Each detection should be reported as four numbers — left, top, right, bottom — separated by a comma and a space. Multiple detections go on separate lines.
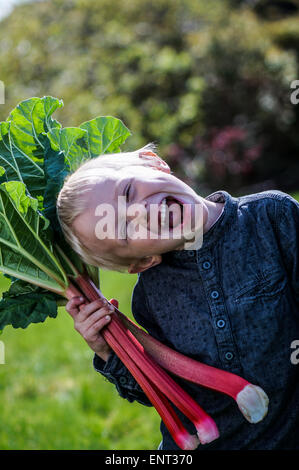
56, 143, 157, 272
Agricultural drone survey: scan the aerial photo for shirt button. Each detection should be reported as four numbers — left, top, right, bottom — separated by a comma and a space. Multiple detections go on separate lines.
119, 376, 127, 385
225, 351, 234, 361
202, 261, 211, 270
187, 250, 195, 257
211, 290, 219, 299
216, 319, 226, 329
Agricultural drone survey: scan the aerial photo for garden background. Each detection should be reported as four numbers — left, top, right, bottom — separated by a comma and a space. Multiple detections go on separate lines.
0, 0, 298, 450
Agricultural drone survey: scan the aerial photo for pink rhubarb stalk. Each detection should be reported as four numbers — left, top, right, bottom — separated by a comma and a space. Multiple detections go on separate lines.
115, 310, 269, 424
104, 326, 200, 450
78, 274, 268, 423
72, 275, 219, 445
107, 315, 219, 445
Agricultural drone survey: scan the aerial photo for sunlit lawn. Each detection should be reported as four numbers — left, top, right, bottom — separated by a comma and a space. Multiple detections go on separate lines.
0, 271, 161, 450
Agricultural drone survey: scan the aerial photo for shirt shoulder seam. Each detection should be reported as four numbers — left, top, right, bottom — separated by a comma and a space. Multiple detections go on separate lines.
237, 190, 288, 207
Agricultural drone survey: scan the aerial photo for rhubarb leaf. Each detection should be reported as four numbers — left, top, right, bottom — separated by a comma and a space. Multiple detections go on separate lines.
0, 96, 63, 199
0, 97, 131, 328
0, 288, 58, 330
80, 116, 131, 157
47, 127, 89, 171
0, 181, 67, 294
0, 121, 45, 199
2, 278, 61, 304
7, 96, 63, 161
47, 116, 131, 171
42, 139, 69, 227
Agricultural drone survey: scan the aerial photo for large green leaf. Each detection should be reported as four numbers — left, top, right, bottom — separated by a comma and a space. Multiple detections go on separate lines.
80, 116, 131, 157
43, 139, 69, 226
0, 121, 45, 198
0, 281, 59, 330
0, 181, 67, 294
0, 97, 132, 329
8, 96, 63, 161
47, 116, 131, 171
0, 96, 63, 199
47, 126, 89, 172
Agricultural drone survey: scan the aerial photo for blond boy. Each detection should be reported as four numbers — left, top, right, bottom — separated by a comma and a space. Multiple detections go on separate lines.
58, 145, 299, 450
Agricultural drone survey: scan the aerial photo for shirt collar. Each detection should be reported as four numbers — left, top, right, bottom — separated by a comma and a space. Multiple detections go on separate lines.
163, 190, 238, 262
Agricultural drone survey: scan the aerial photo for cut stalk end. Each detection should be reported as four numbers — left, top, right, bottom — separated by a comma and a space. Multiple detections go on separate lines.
195, 416, 220, 444
236, 384, 269, 423
177, 431, 200, 450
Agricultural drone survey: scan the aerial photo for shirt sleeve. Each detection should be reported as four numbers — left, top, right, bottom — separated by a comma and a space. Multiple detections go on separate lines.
276, 194, 299, 304
92, 275, 159, 407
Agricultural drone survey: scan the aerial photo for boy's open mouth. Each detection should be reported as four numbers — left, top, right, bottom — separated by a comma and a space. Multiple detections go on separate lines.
158, 196, 184, 229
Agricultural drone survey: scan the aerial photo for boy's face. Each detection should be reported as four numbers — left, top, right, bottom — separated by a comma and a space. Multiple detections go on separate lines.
72, 152, 207, 273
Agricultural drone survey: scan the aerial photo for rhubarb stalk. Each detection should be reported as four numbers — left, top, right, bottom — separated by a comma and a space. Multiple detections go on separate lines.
71, 275, 219, 445
76, 273, 268, 424
104, 326, 200, 450
107, 315, 219, 445
115, 310, 269, 424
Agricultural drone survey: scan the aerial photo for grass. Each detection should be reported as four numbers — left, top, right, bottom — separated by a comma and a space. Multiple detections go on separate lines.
0, 271, 161, 450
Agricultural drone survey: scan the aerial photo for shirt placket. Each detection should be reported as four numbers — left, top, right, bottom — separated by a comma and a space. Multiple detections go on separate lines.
195, 250, 242, 371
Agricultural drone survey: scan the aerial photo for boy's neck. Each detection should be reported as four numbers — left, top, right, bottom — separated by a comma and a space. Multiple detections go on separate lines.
174, 199, 224, 252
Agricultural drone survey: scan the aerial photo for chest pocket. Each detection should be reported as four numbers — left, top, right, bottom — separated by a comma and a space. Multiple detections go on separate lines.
235, 269, 287, 304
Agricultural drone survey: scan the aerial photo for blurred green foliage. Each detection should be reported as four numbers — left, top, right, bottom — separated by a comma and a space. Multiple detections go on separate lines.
0, 0, 298, 196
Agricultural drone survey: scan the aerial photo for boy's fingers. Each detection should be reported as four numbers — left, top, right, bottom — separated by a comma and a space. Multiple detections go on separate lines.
84, 316, 111, 342
82, 307, 112, 330
66, 296, 85, 317
77, 298, 112, 321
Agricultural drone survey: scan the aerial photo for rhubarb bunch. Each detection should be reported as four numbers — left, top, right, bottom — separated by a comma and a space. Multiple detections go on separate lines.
65, 274, 269, 449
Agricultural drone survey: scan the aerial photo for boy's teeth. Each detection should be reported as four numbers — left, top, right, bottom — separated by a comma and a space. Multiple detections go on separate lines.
160, 198, 167, 227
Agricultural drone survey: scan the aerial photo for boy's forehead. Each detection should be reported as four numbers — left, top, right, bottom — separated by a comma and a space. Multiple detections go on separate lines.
87, 164, 151, 204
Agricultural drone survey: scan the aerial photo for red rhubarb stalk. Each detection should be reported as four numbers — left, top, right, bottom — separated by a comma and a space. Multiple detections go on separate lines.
115, 310, 269, 424
71, 275, 268, 427
104, 326, 200, 450
106, 316, 219, 444
72, 275, 219, 444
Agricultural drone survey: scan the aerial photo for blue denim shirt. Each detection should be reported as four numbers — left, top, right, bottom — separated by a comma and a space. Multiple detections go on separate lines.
93, 190, 299, 450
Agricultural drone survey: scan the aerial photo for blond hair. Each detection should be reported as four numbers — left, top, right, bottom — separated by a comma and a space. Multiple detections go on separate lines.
56, 143, 158, 272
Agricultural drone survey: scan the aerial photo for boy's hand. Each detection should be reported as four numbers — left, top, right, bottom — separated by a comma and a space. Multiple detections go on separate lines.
66, 296, 118, 362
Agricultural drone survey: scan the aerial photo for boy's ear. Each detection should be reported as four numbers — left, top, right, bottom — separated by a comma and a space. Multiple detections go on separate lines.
139, 150, 171, 174
128, 255, 162, 274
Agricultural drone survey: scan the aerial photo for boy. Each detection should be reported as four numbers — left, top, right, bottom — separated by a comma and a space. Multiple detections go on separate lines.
58, 144, 299, 450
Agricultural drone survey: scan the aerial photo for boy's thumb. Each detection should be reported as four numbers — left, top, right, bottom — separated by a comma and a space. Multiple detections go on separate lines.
109, 298, 119, 309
